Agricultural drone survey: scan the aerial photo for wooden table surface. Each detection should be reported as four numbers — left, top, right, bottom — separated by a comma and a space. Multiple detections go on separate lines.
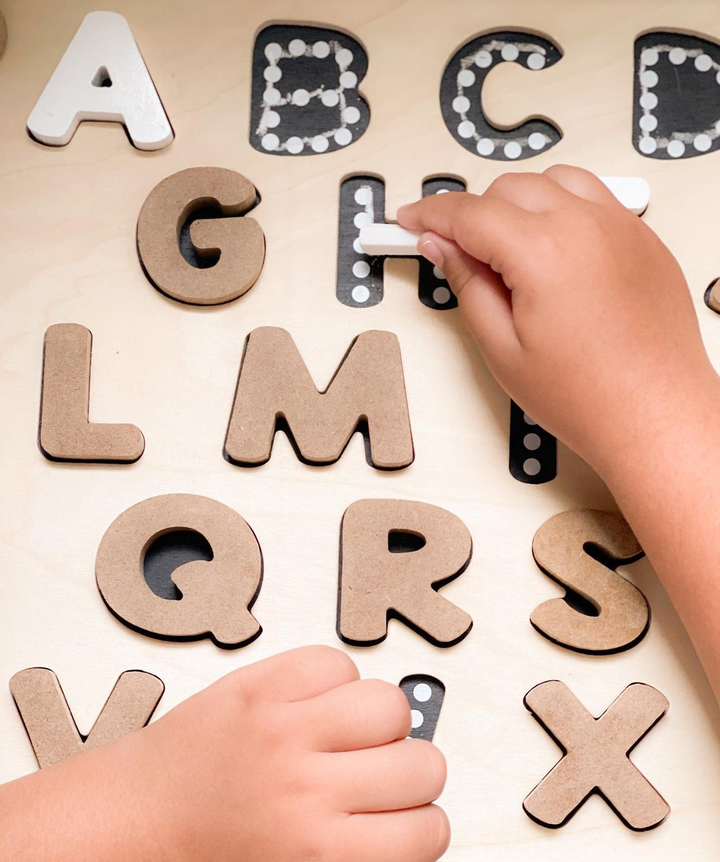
2, 0, 720, 858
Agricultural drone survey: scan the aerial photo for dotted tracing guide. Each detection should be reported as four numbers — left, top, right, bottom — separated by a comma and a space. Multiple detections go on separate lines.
634, 32, 720, 159
440, 31, 562, 161
337, 176, 461, 310
250, 25, 370, 156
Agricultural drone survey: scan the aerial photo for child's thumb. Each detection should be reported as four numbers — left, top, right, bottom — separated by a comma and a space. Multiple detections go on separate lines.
417, 232, 518, 361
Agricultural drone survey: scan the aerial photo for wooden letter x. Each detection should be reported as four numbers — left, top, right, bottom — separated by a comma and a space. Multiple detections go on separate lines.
523, 680, 669, 830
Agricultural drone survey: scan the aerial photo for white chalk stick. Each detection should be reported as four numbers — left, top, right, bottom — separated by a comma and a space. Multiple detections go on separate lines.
358, 223, 422, 256
358, 176, 650, 257
598, 176, 650, 215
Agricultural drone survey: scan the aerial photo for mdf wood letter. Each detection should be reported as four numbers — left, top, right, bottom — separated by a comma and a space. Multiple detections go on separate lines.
523, 680, 669, 830
137, 167, 265, 305
338, 499, 473, 646
10, 668, 164, 768
531, 509, 649, 654
39, 323, 145, 463
225, 327, 414, 469
95, 494, 263, 648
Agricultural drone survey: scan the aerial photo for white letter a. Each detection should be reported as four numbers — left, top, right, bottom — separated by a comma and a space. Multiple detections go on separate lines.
27, 11, 173, 150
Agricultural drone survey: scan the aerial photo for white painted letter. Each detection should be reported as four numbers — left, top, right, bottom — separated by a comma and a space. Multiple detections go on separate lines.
27, 12, 173, 150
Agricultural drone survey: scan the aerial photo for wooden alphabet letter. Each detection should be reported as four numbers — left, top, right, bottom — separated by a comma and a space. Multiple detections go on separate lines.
338, 499, 472, 646
27, 11, 173, 150
10, 668, 164, 768
523, 680, 669, 830
95, 494, 263, 648
137, 167, 265, 305
225, 328, 414, 469
530, 510, 649, 654
39, 323, 145, 463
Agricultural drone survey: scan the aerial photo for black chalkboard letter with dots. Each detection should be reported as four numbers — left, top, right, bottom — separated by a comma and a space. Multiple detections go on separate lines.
440, 30, 562, 161
634, 32, 720, 160
250, 24, 370, 156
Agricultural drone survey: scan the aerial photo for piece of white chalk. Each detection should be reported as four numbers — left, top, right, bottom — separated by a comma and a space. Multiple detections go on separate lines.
598, 176, 650, 215
358, 223, 422, 256
357, 176, 650, 256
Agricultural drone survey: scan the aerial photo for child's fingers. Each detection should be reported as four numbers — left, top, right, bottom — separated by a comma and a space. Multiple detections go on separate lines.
483, 170, 577, 212
418, 232, 519, 358
340, 805, 451, 862
327, 738, 446, 813
298, 678, 410, 751
234, 644, 359, 703
543, 164, 619, 206
398, 192, 533, 272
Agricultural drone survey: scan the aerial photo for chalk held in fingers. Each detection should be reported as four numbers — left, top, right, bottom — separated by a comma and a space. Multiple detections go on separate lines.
358, 223, 422, 256
598, 176, 650, 215
359, 177, 650, 257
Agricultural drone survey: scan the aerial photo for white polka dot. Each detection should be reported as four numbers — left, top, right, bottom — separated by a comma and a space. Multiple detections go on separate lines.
264, 42, 282, 61
432, 265, 445, 280
641, 70, 658, 87
343, 106, 361, 124
351, 284, 370, 303
457, 120, 475, 138
528, 132, 546, 150
336, 47, 354, 67
715, 120, 720, 134
527, 52, 545, 70
436, 188, 450, 194
288, 38, 306, 57
413, 683, 432, 702
312, 40, 330, 59
457, 68, 476, 87
475, 50, 493, 68
353, 239, 364, 254
265, 88, 281, 106
285, 136, 304, 154
695, 53, 713, 72
264, 65, 282, 83
339, 70, 358, 88
523, 458, 541, 476
411, 709, 424, 729
639, 135, 657, 154
433, 286, 452, 304
476, 138, 495, 156
353, 211, 372, 228
264, 110, 280, 128
669, 47, 686, 65
292, 88, 310, 106
639, 113, 657, 132
641, 47, 658, 66
311, 134, 329, 153
504, 140, 522, 159
353, 260, 370, 278
524, 433, 541, 450
452, 95, 471, 113
334, 127, 352, 146
523, 413, 537, 425
501, 43, 519, 62
639, 91, 658, 110
667, 139, 685, 158
261, 133, 279, 150
321, 89, 340, 107
716, 70, 720, 85
694, 133, 712, 152
354, 187, 371, 205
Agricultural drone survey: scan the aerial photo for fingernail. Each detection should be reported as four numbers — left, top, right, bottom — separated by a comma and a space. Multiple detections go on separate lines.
419, 237, 444, 268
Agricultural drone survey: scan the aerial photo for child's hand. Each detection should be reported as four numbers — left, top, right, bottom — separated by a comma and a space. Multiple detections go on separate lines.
0, 646, 449, 862
398, 166, 715, 476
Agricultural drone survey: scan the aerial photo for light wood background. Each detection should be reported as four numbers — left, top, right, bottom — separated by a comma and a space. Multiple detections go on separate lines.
2, 0, 720, 858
